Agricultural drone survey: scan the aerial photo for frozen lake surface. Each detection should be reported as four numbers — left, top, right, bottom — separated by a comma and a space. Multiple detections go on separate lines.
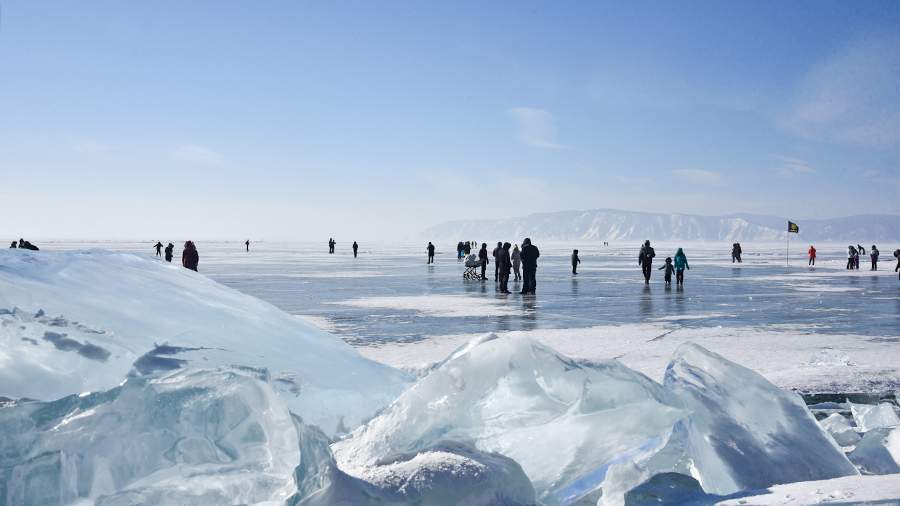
40, 240, 900, 392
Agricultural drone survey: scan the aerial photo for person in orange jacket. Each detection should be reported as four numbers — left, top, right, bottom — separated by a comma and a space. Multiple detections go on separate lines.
808, 245, 816, 266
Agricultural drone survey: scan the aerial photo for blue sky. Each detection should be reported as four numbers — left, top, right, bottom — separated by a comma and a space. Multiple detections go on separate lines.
1, 1, 899, 240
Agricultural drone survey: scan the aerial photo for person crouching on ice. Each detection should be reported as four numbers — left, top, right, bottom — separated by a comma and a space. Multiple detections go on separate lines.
658, 257, 675, 286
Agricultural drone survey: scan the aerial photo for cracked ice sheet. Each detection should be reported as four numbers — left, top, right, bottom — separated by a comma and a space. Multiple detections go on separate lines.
349, 323, 900, 393
329, 295, 521, 317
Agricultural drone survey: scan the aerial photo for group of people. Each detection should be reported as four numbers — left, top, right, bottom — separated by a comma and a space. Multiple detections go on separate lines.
153, 241, 196, 270
638, 240, 690, 286
8, 238, 39, 250
843, 244, 881, 271
458, 239, 540, 294
327, 238, 360, 257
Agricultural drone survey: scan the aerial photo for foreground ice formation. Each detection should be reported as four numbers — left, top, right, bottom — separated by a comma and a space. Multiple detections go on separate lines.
334, 335, 858, 505
0, 250, 410, 433
0, 367, 303, 505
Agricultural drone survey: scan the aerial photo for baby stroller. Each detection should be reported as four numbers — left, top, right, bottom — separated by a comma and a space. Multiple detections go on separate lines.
463, 253, 481, 280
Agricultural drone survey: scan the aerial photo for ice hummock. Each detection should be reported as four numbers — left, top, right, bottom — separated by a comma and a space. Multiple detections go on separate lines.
333, 333, 686, 505
848, 427, 900, 475
333, 336, 858, 505
0, 249, 410, 434
659, 343, 858, 496
850, 402, 900, 432
0, 367, 303, 504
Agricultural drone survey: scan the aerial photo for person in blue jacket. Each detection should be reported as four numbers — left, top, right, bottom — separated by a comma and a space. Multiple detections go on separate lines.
674, 248, 689, 285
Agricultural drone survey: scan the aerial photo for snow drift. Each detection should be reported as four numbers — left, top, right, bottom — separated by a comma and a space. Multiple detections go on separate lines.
0, 249, 410, 434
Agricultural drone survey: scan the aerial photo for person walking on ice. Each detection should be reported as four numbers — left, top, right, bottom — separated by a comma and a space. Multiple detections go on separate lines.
519, 238, 540, 295
638, 240, 656, 284
492, 242, 502, 282
658, 257, 675, 286
731, 242, 743, 263
870, 245, 879, 270
352, 241, 359, 258
328, 238, 336, 254
895, 249, 900, 280
674, 247, 689, 285
511, 244, 521, 281
164, 242, 174, 262
808, 245, 816, 266
245, 240, 250, 252
571, 249, 581, 275
498, 242, 512, 294
154, 241, 163, 257
427, 242, 435, 264
182, 241, 199, 272
478, 243, 489, 280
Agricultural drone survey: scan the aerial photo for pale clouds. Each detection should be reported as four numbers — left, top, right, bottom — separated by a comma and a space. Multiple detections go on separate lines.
171, 144, 225, 164
672, 169, 723, 186
774, 156, 815, 178
779, 34, 900, 148
508, 107, 566, 149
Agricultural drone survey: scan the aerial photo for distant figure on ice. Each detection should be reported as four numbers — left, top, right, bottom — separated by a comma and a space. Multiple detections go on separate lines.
674, 248, 689, 285
857, 244, 866, 257
571, 249, 581, 275
245, 240, 250, 252
9, 241, 16, 248
18, 239, 39, 251
658, 257, 675, 286
520, 238, 540, 295
808, 245, 816, 266
154, 241, 163, 257
478, 243, 489, 280
328, 238, 336, 254
352, 241, 359, 258
894, 249, 900, 280
870, 245, 879, 270
638, 240, 656, 284
492, 242, 502, 281
511, 244, 521, 281
731, 242, 742, 263
164, 242, 174, 262
456, 242, 464, 260
427, 242, 435, 264
182, 241, 199, 272
498, 242, 512, 294
464, 241, 472, 256
847, 246, 858, 270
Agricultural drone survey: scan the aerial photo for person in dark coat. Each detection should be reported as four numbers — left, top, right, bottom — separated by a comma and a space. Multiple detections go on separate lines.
731, 243, 742, 263
871, 245, 880, 270
464, 242, 472, 256
9, 241, 16, 248
18, 239, 39, 251
427, 242, 436, 264
638, 240, 656, 284
658, 257, 675, 286
498, 242, 512, 293
478, 243, 489, 280
245, 240, 250, 252
894, 249, 900, 281
519, 238, 540, 294
182, 241, 199, 271
154, 241, 163, 256
328, 238, 336, 254
164, 243, 174, 262
571, 249, 581, 275
492, 242, 502, 281
352, 241, 359, 258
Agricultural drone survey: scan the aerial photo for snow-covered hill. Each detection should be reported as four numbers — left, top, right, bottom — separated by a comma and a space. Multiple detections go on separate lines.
423, 209, 900, 242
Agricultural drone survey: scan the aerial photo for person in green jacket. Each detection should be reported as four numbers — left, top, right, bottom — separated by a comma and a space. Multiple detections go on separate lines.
674, 248, 689, 286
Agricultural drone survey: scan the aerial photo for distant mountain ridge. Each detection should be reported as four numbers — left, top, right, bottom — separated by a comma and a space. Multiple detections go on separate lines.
422, 209, 900, 242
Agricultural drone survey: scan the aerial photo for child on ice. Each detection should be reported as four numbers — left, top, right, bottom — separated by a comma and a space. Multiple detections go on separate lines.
658, 257, 676, 285
571, 249, 581, 275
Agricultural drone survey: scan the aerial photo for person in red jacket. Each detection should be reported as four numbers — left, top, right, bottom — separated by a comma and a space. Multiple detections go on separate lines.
808, 245, 816, 266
